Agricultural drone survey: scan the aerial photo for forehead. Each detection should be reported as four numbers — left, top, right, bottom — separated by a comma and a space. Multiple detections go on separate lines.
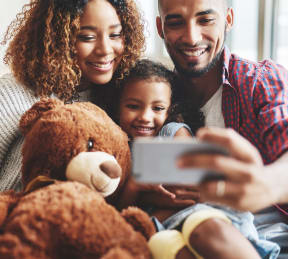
80, 0, 120, 25
122, 78, 172, 96
159, 0, 225, 18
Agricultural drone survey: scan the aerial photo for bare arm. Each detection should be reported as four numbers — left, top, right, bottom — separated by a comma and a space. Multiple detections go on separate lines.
174, 127, 193, 137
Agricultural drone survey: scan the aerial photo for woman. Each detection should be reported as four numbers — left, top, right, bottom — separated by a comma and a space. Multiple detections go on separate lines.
0, 0, 144, 191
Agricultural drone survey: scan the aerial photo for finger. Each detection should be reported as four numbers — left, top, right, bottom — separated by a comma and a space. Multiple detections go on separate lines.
178, 153, 258, 182
174, 190, 200, 201
196, 127, 263, 165
198, 180, 275, 212
158, 185, 176, 199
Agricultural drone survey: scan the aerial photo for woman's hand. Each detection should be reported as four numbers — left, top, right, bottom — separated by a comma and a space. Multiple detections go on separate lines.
177, 127, 285, 212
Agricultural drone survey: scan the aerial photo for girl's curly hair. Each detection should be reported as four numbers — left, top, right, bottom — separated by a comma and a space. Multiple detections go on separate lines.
2, 0, 145, 101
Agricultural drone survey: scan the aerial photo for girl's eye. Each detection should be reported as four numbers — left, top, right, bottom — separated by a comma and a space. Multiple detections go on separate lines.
87, 139, 94, 151
153, 106, 166, 111
126, 104, 139, 110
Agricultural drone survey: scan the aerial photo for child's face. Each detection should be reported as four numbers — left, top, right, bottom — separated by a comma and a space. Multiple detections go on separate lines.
119, 78, 171, 138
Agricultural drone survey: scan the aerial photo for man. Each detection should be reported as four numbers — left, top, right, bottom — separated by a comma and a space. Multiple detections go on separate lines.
156, 0, 288, 257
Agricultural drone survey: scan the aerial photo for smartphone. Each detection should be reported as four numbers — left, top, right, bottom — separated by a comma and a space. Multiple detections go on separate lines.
132, 137, 229, 185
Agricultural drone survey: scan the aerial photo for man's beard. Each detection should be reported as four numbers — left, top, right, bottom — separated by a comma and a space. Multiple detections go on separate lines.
169, 29, 227, 78
173, 46, 224, 78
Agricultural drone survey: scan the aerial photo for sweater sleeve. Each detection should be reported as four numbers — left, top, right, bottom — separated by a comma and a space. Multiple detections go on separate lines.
0, 74, 39, 190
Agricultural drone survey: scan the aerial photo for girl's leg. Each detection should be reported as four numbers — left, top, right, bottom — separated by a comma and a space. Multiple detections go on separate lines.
182, 210, 261, 259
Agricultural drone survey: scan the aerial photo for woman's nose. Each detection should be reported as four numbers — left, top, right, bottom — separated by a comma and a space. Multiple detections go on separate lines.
94, 35, 113, 56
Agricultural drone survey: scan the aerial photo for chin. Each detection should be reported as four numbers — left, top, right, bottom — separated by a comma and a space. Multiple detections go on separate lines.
88, 74, 114, 85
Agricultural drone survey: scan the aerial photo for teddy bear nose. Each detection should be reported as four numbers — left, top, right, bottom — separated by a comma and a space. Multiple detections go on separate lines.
100, 161, 122, 178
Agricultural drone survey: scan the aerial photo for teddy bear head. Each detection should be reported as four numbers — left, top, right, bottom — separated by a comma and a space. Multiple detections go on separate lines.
19, 98, 131, 199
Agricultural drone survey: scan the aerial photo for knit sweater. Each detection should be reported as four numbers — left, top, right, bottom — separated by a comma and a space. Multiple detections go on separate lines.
0, 74, 92, 191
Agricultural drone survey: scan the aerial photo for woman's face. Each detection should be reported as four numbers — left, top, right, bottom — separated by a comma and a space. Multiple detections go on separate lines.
76, 0, 124, 85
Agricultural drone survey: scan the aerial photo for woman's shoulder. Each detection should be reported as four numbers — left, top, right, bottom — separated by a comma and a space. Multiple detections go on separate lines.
0, 73, 39, 112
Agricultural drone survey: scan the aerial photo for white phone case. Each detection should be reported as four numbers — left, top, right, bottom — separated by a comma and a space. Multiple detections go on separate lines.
132, 137, 228, 185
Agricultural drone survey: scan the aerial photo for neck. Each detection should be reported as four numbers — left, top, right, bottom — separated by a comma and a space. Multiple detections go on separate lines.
178, 59, 223, 107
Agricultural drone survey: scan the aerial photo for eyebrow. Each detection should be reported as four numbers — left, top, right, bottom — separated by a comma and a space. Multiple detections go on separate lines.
80, 24, 122, 30
165, 9, 217, 21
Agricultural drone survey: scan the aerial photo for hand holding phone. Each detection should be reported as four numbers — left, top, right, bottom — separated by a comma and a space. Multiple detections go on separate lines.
132, 137, 229, 185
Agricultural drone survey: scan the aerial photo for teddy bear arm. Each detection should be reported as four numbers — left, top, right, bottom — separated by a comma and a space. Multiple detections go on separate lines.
100, 247, 135, 259
0, 191, 21, 226
121, 206, 156, 241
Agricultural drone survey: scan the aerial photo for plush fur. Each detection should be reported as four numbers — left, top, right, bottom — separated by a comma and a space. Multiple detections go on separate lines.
0, 98, 155, 259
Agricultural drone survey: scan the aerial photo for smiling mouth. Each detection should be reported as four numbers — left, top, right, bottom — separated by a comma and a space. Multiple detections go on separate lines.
180, 48, 206, 57
87, 60, 114, 70
133, 126, 155, 131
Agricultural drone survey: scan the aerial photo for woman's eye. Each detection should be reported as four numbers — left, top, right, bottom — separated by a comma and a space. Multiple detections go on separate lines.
77, 35, 95, 42
110, 32, 122, 39
87, 139, 94, 151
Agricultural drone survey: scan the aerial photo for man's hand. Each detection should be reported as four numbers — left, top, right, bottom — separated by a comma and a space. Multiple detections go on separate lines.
178, 127, 288, 212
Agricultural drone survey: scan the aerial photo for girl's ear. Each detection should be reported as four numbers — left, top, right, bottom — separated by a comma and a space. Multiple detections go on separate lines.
19, 98, 63, 136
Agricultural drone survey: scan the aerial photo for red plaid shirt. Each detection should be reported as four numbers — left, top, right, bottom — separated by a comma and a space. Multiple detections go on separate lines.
222, 46, 288, 164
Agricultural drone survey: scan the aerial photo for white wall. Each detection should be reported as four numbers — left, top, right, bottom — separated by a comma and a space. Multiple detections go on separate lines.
0, 0, 29, 75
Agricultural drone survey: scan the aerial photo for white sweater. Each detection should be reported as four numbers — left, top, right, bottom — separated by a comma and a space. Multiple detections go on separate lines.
0, 74, 92, 191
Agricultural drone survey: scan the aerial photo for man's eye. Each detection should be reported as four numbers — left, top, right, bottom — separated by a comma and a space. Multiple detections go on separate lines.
166, 21, 184, 27
199, 18, 216, 24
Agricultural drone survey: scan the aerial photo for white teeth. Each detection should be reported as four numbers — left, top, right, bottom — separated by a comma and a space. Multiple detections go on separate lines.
182, 49, 205, 57
90, 62, 112, 68
135, 126, 154, 131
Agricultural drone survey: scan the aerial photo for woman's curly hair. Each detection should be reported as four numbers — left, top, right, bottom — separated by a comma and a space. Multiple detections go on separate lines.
2, 0, 145, 101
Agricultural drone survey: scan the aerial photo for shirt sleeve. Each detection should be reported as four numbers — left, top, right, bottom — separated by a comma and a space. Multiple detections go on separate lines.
254, 61, 288, 162
0, 74, 38, 190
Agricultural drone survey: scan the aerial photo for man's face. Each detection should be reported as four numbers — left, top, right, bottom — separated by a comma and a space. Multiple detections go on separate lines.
157, 0, 233, 78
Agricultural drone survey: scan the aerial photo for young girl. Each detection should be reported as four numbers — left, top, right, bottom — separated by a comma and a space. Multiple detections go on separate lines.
118, 59, 192, 140
0, 0, 144, 191
118, 59, 279, 259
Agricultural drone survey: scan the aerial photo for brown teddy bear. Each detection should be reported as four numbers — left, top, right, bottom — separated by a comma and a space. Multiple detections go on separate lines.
0, 98, 155, 259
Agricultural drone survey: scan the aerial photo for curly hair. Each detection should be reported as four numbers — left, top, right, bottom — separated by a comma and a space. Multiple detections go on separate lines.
2, 0, 145, 101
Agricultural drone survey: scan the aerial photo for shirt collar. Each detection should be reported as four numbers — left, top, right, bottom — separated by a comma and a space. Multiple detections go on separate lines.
222, 45, 231, 86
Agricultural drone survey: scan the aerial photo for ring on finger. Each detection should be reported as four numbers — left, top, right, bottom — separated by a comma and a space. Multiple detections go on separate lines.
216, 180, 226, 197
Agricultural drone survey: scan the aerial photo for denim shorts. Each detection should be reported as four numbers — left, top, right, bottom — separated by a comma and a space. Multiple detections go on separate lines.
151, 203, 280, 259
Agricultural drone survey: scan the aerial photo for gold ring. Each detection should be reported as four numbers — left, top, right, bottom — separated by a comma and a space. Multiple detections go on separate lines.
216, 180, 226, 197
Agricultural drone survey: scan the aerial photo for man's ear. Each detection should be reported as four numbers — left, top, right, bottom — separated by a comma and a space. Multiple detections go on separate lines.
156, 16, 164, 39
225, 7, 234, 33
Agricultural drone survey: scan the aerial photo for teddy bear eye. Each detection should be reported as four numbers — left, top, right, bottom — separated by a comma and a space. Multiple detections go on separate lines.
87, 139, 94, 151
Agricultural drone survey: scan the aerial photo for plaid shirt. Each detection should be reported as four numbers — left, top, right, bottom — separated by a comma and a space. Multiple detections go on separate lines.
222, 46, 288, 164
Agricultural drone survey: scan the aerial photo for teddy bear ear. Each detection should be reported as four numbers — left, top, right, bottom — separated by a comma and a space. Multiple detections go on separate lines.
19, 98, 63, 136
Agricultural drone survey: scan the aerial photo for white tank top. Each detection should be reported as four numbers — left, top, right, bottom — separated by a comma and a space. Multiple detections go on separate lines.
200, 85, 225, 128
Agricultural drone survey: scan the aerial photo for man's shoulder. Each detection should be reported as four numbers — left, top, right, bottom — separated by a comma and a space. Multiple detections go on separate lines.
229, 53, 286, 74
